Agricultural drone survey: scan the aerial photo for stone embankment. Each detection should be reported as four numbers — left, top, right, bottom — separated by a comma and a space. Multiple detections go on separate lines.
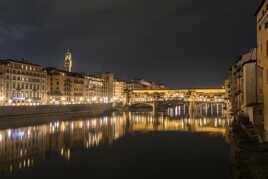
229, 118, 268, 179
0, 104, 113, 128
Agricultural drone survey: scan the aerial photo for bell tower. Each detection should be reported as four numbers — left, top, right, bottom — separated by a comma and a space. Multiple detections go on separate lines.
64, 49, 72, 72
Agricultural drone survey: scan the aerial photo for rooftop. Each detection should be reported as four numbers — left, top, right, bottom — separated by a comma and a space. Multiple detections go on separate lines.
44, 67, 84, 78
0, 58, 41, 67
255, 0, 266, 16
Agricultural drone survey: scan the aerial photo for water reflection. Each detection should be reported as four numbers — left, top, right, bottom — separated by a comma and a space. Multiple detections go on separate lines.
167, 103, 226, 118
0, 111, 231, 175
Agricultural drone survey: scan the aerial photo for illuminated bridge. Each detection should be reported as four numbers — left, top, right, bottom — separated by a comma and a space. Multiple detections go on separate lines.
128, 88, 227, 115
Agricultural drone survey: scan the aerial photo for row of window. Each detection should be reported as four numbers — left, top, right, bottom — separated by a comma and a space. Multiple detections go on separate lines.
52, 78, 103, 84
7, 63, 41, 72
6, 69, 45, 77
9, 92, 44, 99
8, 83, 45, 91
6, 75, 45, 83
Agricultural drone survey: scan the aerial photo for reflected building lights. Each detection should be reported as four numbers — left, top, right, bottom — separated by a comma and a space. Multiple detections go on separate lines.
0, 110, 230, 174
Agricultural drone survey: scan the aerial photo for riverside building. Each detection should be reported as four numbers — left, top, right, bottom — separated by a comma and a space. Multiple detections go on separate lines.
128, 79, 167, 90
256, 0, 268, 139
98, 73, 115, 102
224, 79, 232, 113
113, 80, 127, 104
45, 68, 85, 104
0, 59, 47, 105
229, 49, 264, 134
84, 75, 105, 103
0, 51, 127, 106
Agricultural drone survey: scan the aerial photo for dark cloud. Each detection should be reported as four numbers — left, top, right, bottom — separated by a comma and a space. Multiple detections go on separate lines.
0, 22, 39, 44
0, 0, 260, 87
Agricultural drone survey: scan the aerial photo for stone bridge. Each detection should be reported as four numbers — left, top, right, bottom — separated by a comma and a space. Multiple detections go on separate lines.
127, 88, 226, 114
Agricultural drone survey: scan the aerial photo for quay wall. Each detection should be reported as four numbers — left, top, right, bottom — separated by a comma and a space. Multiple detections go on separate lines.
0, 104, 113, 118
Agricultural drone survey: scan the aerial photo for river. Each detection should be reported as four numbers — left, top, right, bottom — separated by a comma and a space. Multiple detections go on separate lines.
0, 108, 232, 179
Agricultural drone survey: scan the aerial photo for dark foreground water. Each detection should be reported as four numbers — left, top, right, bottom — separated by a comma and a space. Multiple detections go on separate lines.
0, 112, 231, 179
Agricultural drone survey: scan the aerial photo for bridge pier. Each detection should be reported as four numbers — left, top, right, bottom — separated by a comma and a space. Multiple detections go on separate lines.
152, 102, 156, 115
211, 103, 214, 115
201, 103, 204, 116
216, 103, 219, 115
205, 103, 208, 116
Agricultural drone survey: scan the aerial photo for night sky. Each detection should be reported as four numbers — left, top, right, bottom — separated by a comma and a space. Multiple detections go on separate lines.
0, 0, 260, 88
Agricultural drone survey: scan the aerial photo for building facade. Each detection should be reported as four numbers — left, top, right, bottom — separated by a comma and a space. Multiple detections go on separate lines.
113, 80, 126, 104
128, 79, 167, 90
46, 68, 85, 104
0, 52, 128, 106
84, 75, 105, 103
224, 79, 232, 113
0, 59, 47, 105
229, 49, 264, 134
256, 0, 268, 139
99, 73, 114, 102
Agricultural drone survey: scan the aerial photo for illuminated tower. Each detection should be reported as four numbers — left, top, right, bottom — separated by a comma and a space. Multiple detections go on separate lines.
64, 49, 72, 72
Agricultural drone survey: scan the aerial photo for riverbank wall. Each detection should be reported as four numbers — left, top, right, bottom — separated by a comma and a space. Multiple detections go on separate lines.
0, 104, 113, 118
0, 104, 113, 128
229, 117, 268, 179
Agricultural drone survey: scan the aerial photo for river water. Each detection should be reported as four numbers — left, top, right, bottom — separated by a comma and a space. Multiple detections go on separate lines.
0, 109, 232, 179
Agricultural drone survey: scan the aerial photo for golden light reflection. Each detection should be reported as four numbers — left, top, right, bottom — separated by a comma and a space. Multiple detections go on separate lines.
0, 111, 231, 174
